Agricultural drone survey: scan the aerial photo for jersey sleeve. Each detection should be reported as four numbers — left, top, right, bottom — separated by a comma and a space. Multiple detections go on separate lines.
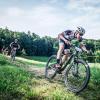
63, 30, 73, 40
10, 42, 14, 47
64, 30, 72, 35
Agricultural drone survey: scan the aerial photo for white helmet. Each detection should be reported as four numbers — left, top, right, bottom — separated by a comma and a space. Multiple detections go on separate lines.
77, 26, 85, 35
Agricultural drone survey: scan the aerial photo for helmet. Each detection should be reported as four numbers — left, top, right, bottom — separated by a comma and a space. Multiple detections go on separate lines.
76, 26, 85, 35
14, 39, 18, 43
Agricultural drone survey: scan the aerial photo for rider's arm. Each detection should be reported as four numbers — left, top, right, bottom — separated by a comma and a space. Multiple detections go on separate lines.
58, 32, 71, 44
10, 42, 13, 48
18, 44, 20, 49
79, 38, 89, 53
80, 43, 89, 53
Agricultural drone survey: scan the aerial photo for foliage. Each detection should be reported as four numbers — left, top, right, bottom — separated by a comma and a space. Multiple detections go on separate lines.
0, 27, 100, 62
0, 28, 55, 56
94, 50, 100, 62
0, 54, 9, 65
90, 67, 100, 85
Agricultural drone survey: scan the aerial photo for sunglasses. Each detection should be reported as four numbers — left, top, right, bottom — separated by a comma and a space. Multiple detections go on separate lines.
79, 34, 83, 36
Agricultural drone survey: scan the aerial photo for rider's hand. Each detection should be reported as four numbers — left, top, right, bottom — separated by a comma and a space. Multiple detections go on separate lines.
86, 50, 90, 54
65, 40, 71, 45
83, 49, 90, 54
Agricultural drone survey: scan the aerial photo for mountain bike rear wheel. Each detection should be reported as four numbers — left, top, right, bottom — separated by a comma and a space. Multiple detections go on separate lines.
45, 55, 57, 79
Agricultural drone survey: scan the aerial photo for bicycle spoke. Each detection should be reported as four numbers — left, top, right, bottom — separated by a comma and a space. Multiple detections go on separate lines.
45, 55, 57, 79
64, 60, 90, 93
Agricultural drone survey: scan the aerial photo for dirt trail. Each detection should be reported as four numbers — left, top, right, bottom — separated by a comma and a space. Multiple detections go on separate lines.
27, 67, 45, 77
6, 56, 45, 77
6, 56, 64, 79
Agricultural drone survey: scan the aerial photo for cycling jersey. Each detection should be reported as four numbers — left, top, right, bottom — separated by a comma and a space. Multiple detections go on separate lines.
10, 42, 19, 48
63, 30, 75, 41
59, 30, 83, 49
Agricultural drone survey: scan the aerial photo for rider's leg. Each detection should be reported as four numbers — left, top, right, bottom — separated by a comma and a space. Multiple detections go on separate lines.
11, 49, 13, 57
13, 53, 15, 61
11, 48, 16, 61
13, 50, 16, 61
56, 43, 64, 67
61, 49, 70, 65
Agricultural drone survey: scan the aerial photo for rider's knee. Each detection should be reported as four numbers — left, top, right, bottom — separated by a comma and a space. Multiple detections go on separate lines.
64, 49, 70, 55
58, 46, 64, 52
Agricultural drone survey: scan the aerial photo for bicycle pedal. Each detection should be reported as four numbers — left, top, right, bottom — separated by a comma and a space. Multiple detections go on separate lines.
58, 71, 62, 74
56, 68, 62, 74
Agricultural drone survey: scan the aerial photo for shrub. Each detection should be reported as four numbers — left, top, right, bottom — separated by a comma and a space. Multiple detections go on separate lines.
0, 54, 8, 65
94, 50, 100, 63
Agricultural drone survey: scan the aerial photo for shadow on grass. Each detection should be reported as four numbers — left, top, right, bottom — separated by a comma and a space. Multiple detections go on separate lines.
79, 84, 100, 100
0, 91, 25, 100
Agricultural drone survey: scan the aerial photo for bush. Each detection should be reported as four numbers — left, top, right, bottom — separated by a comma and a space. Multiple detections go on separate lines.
0, 65, 33, 99
91, 67, 100, 85
0, 54, 8, 65
94, 50, 100, 63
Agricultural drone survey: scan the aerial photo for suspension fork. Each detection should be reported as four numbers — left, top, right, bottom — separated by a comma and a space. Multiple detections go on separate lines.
73, 53, 79, 75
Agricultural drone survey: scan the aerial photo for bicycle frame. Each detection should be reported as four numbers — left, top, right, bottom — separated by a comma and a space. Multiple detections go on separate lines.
59, 46, 79, 72
11, 48, 17, 61
45, 45, 90, 93
60, 54, 74, 72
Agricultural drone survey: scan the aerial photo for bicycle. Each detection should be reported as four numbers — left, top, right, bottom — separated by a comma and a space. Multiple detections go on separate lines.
10, 47, 17, 61
45, 45, 90, 93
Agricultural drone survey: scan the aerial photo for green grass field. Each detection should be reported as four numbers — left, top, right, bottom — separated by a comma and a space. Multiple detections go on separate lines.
14, 55, 48, 67
0, 54, 100, 100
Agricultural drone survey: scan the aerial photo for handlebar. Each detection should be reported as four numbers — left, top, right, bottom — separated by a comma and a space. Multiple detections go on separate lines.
70, 44, 83, 53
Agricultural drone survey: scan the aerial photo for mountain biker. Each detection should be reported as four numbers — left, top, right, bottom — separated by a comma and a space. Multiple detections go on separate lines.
10, 39, 20, 55
56, 26, 89, 68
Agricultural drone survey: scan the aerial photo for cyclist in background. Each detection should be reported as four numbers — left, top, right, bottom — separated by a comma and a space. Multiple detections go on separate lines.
56, 26, 89, 68
10, 39, 20, 61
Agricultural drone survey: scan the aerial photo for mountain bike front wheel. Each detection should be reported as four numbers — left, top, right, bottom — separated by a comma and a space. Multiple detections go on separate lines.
11, 50, 16, 61
64, 59, 90, 93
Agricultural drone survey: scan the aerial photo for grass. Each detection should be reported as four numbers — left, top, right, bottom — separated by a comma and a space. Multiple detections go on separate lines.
0, 65, 82, 100
21, 55, 49, 62
0, 65, 32, 100
0, 54, 100, 100
6, 55, 48, 67
89, 63, 100, 68
16, 56, 47, 67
